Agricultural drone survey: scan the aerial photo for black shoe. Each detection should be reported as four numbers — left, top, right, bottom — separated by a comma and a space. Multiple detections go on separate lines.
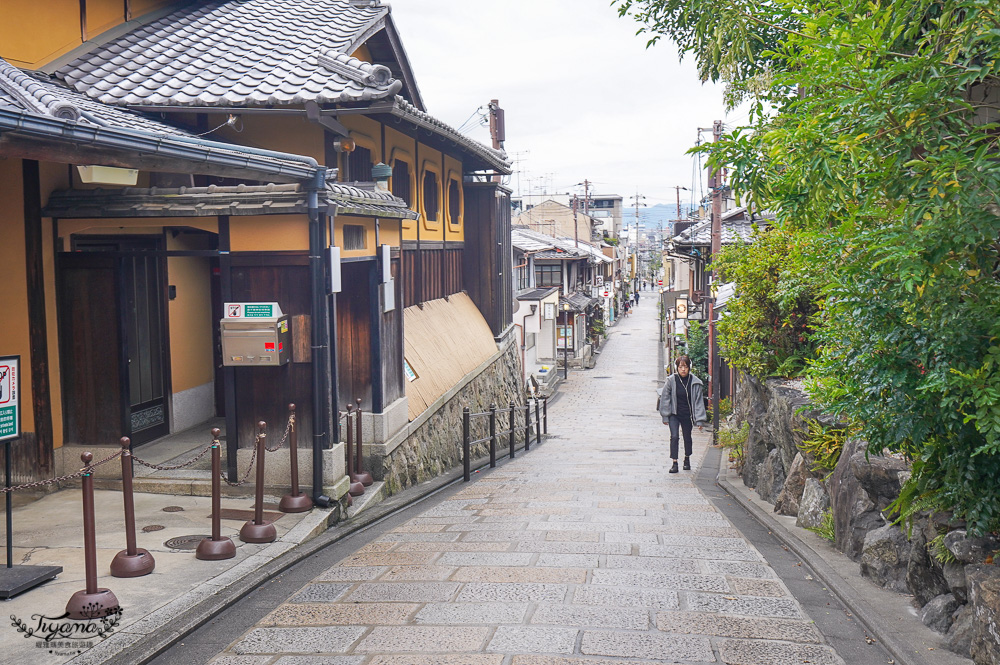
683, 457, 691, 470
669, 461, 679, 474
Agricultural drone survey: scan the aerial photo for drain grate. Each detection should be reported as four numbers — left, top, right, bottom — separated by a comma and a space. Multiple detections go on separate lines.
162, 506, 185, 512
142, 524, 164, 533
164, 535, 210, 550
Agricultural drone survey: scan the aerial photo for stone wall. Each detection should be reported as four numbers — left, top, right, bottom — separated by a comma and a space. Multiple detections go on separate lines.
734, 375, 1000, 663
374, 339, 523, 495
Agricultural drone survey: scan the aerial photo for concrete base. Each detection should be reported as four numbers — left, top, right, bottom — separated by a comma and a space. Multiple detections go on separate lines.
66, 588, 119, 620
239, 520, 276, 543
109, 548, 155, 578
195, 537, 236, 560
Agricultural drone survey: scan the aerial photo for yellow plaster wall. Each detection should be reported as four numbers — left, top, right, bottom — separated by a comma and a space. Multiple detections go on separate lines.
419, 147, 444, 235
444, 154, 464, 242
0, 160, 34, 432
39, 162, 71, 448
86, 0, 126, 40
165, 240, 214, 392
385, 126, 419, 241
335, 217, 377, 258
230, 215, 308, 252
350, 44, 373, 63
211, 114, 325, 164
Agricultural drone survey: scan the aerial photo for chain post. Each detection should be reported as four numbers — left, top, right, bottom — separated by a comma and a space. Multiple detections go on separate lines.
198, 428, 236, 560
240, 421, 276, 543
280, 404, 312, 513
66, 452, 119, 619
462, 407, 471, 482
110, 437, 154, 578
543, 395, 548, 434
489, 403, 497, 468
509, 400, 516, 459
346, 404, 364, 497
523, 402, 531, 452
355, 398, 372, 486
535, 397, 542, 445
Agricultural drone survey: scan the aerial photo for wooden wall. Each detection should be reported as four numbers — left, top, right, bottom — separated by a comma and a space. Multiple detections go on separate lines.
462, 183, 513, 336
381, 256, 404, 407
337, 260, 373, 412
400, 245, 464, 308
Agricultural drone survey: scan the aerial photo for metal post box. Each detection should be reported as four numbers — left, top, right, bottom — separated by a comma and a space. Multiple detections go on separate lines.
220, 302, 291, 366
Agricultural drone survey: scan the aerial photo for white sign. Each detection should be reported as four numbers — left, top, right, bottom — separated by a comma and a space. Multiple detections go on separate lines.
543, 303, 555, 320
675, 298, 689, 319
0, 355, 20, 443
224, 302, 284, 320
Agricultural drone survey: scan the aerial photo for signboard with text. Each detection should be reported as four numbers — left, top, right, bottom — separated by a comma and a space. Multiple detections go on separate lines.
0, 356, 20, 443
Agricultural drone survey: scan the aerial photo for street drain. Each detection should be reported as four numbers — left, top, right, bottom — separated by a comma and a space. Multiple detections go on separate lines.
164, 535, 210, 550
162, 506, 185, 512
141, 525, 164, 533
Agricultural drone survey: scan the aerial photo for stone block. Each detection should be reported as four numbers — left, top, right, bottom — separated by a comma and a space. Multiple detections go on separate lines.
859, 524, 909, 592
906, 527, 950, 606
796, 478, 831, 529
947, 604, 975, 658
850, 452, 908, 512
829, 437, 883, 559
945, 529, 1000, 564
967, 564, 1000, 665
944, 561, 969, 603
920, 593, 960, 633
774, 452, 810, 516
755, 448, 786, 504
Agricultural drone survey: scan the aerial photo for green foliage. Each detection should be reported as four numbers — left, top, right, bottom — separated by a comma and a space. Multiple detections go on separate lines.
927, 533, 958, 565
719, 421, 750, 470
718, 396, 733, 420
806, 510, 837, 541
589, 320, 606, 339
619, 0, 1000, 535
714, 226, 819, 379
798, 420, 851, 476
686, 320, 709, 378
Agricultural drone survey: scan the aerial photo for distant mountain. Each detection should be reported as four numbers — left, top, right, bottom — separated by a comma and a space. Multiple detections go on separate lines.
622, 203, 694, 230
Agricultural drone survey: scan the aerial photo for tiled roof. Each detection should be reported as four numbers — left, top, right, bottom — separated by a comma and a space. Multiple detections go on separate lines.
512, 226, 557, 253
560, 292, 597, 312
0, 58, 192, 136
55, 0, 398, 108
671, 218, 759, 246
42, 182, 417, 219
516, 287, 559, 301
389, 96, 510, 173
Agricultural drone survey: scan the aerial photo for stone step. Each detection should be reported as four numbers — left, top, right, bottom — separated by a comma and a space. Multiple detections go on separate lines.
346, 480, 388, 519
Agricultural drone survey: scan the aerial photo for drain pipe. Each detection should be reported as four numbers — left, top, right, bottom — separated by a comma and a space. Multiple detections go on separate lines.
308, 167, 332, 508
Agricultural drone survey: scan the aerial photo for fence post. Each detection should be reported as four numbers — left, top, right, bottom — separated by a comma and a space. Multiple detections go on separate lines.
523, 403, 531, 452
280, 404, 312, 513
509, 400, 516, 459
240, 422, 277, 543
110, 437, 154, 577
66, 452, 119, 619
462, 407, 471, 482
489, 403, 497, 468
197, 428, 236, 560
543, 395, 548, 434
535, 398, 542, 446
355, 398, 373, 486
346, 405, 364, 497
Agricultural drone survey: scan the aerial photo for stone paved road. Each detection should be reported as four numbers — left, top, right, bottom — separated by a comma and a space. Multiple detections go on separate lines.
207, 297, 846, 665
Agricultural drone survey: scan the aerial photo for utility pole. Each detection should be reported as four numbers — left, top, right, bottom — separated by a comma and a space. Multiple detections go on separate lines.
708, 120, 724, 447
488, 99, 504, 184
572, 194, 579, 249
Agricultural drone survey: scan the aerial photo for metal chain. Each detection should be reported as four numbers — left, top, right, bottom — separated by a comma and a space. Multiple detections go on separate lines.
0, 449, 123, 494
131, 443, 213, 471
264, 415, 292, 453
221, 432, 259, 487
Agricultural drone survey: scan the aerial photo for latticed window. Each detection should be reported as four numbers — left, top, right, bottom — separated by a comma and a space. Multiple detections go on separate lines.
392, 160, 410, 205
347, 145, 372, 182
343, 224, 366, 251
448, 179, 461, 224
423, 171, 439, 221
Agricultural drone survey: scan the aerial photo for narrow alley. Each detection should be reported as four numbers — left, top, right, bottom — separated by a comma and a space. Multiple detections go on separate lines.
143, 296, 892, 665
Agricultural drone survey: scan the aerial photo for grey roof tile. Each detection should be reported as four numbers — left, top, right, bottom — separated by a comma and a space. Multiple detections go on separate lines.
57, 0, 393, 108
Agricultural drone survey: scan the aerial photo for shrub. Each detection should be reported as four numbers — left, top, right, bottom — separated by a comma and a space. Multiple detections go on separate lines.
806, 510, 836, 542
797, 419, 852, 478
718, 422, 750, 471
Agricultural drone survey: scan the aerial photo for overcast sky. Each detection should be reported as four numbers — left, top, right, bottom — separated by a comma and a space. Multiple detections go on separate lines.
389, 0, 746, 209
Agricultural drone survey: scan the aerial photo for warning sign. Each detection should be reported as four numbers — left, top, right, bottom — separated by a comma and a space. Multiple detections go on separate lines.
0, 356, 20, 442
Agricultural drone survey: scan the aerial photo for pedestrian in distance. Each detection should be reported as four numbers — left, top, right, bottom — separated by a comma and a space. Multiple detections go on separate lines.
657, 355, 708, 473
634, 291, 640, 306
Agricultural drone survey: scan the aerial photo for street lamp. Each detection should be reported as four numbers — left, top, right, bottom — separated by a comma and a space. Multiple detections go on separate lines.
562, 303, 571, 380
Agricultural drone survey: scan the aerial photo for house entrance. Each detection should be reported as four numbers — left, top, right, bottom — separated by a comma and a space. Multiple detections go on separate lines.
58, 237, 170, 446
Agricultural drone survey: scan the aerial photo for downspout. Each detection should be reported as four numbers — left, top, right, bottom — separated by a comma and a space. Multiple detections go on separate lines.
308, 167, 332, 508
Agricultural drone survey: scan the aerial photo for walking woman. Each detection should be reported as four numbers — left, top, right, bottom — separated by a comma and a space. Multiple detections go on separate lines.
657, 355, 708, 473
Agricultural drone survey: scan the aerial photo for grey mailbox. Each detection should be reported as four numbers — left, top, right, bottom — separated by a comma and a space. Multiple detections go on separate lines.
220, 302, 291, 366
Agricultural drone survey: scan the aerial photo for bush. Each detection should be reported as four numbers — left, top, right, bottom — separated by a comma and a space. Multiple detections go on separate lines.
806, 510, 836, 542
797, 419, 852, 478
718, 422, 750, 471
686, 320, 709, 379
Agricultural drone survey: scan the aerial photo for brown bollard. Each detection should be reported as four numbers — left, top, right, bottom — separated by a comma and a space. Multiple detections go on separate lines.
280, 404, 313, 513
67, 452, 120, 619
197, 429, 236, 560
346, 405, 365, 497
240, 422, 277, 543
110, 437, 155, 577
355, 398, 373, 486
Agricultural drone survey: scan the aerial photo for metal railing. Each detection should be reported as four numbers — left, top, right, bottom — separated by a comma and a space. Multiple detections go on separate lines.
460, 396, 548, 482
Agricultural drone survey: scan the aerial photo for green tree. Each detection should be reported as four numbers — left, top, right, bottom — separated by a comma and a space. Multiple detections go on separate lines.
618, 0, 1000, 534
686, 320, 710, 379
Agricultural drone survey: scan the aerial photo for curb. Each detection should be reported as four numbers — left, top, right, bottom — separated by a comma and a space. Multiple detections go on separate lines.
714, 454, 949, 665
75, 435, 548, 665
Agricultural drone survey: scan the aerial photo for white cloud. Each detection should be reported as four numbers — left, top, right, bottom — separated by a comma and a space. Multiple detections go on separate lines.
389, 0, 743, 204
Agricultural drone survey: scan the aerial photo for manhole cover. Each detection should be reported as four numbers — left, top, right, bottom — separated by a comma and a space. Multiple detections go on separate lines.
162, 506, 185, 512
142, 525, 165, 533
164, 535, 210, 550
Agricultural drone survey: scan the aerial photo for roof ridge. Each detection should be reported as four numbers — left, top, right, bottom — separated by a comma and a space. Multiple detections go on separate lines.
0, 59, 85, 121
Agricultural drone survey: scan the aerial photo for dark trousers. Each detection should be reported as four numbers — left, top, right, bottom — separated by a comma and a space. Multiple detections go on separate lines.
668, 414, 693, 460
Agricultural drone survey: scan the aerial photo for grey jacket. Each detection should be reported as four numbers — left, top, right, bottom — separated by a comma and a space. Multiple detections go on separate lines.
658, 373, 708, 425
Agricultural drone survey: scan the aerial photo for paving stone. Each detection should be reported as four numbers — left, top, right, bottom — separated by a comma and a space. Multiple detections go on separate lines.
591, 570, 729, 593
461, 531, 546, 542
437, 551, 534, 567
389, 523, 446, 533
591, 514, 663, 524
536, 553, 600, 568
545, 531, 600, 542
515, 541, 631, 555
573, 584, 679, 609
580, 629, 714, 660
527, 520, 628, 533
354, 626, 490, 653
272, 658, 364, 665
337, 552, 440, 566
487, 626, 578, 653
233, 627, 366, 654
377, 565, 457, 581
718, 638, 845, 664
727, 577, 788, 597
314, 565, 387, 582
685, 592, 803, 618
446, 523, 528, 532
706, 561, 774, 578
635, 523, 741, 538
656, 536, 752, 550
655, 611, 823, 642
451, 566, 587, 584
456, 582, 569, 603
207, 657, 273, 665
603, 532, 659, 544
400, 540, 515, 551
604, 555, 701, 574
345, 582, 460, 603
354, 542, 397, 553
511, 658, 668, 665
670, 503, 721, 512
288, 583, 352, 603
639, 545, 761, 561
367, 656, 502, 665
415, 602, 529, 624
531, 604, 650, 630
261, 602, 419, 626
376, 532, 461, 542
